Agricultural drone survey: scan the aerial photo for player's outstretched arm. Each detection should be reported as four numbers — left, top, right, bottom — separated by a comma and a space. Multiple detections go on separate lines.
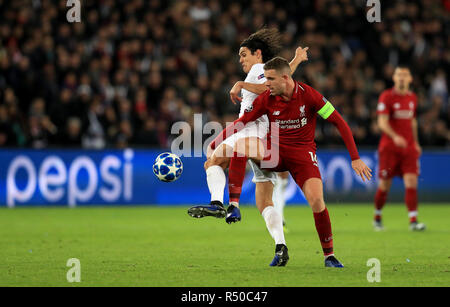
230, 82, 267, 104
230, 46, 309, 104
323, 108, 372, 182
209, 96, 267, 150
289, 46, 309, 75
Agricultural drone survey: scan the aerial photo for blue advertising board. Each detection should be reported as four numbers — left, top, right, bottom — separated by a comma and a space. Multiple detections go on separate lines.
0, 149, 448, 207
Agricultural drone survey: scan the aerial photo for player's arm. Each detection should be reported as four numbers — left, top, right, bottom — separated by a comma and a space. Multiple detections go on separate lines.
289, 46, 309, 75
230, 47, 309, 104
318, 100, 372, 181
231, 82, 267, 101
412, 118, 421, 155
209, 96, 267, 150
377, 114, 407, 148
230, 81, 267, 105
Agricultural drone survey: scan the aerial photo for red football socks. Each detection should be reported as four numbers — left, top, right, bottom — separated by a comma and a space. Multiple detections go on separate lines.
405, 188, 418, 223
228, 155, 248, 204
313, 208, 334, 257
374, 189, 387, 221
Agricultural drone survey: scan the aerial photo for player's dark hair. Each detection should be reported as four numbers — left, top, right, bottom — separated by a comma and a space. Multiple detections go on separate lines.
263, 56, 291, 73
240, 27, 282, 63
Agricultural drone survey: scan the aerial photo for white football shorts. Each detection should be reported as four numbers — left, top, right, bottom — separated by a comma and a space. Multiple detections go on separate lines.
213, 121, 276, 185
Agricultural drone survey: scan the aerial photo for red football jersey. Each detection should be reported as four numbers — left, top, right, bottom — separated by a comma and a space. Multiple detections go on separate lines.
240, 82, 327, 149
210, 81, 359, 160
377, 88, 417, 149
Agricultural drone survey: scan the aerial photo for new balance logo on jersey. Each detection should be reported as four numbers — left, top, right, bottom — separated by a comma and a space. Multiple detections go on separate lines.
273, 111, 280, 116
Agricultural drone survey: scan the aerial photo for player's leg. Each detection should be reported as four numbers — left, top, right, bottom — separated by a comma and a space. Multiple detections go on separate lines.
187, 143, 232, 218
400, 149, 425, 230
285, 149, 343, 266
226, 119, 270, 222
403, 173, 425, 231
374, 147, 397, 230
226, 136, 265, 220
255, 180, 289, 266
373, 178, 392, 230
205, 143, 232, 204
301, 177, 343, 268
273, 171, 289, 228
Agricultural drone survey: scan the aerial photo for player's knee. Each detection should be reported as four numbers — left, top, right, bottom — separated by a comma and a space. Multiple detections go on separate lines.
407, 182, 417, 189
378, 180, 391, 191
404, 176, 418, 189
233, 140, 248, 158
216, 158, 229, 170
234, 138, 264, 161
206, 155, 229, 170
308, 196, 325, 212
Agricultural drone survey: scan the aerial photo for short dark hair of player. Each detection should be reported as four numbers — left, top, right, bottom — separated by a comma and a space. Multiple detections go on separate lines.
263, 56, 291, 74
240, 27, 282, 63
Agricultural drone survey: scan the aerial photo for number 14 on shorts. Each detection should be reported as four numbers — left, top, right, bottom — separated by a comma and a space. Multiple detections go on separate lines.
309, 152, 318, 167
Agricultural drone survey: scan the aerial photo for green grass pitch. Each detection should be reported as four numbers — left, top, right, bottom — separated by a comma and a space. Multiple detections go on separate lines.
0, 204, 449, 287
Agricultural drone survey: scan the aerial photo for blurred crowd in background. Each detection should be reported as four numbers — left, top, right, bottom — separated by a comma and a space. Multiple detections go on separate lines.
0, 0, 449, 150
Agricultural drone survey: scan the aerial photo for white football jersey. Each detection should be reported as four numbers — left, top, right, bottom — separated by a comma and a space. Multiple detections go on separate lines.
239, 63, 269, 127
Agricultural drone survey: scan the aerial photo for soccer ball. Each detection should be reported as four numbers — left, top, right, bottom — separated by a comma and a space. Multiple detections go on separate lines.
153, 152, 183, 182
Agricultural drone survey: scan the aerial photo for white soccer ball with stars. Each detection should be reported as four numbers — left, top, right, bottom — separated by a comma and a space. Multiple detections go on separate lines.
153, 152, 183, 182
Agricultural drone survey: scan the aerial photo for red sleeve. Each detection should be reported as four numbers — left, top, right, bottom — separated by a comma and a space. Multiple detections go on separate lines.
377, 91, 391, 115
326, 110, 360, 161
413, 93, 418, 118
299, 82, 359, 159
209, 95, 267, 150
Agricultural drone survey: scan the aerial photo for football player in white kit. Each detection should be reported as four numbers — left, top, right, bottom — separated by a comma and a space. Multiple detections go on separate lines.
188, 28, 308, 266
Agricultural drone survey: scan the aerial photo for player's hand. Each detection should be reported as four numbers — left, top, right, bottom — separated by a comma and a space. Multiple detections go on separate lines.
415, 142, 422, 156
393, 135, 407, 148
351, 159, 372, 182
230, 81, 243, 105
294, 46, 309, 63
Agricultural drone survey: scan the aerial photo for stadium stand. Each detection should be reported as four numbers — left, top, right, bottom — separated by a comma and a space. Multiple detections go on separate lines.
0, 0, 448, 149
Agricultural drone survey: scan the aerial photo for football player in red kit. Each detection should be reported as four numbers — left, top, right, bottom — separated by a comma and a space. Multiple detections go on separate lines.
208, 57, 372, 267
374, 66, 426, 231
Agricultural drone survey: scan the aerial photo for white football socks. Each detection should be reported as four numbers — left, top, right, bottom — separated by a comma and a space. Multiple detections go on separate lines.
262, 206, 286, 245
273, 177, 288, 221
206, 165, 226, 203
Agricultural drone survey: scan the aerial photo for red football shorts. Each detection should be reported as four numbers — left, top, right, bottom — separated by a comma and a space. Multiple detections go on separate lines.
378, 146, 420, 179
261, 143, 322, 189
